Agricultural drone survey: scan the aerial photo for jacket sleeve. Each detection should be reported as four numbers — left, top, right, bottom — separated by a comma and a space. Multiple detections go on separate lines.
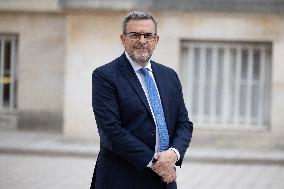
92, 68, 154, 171
170, 71, 193, 167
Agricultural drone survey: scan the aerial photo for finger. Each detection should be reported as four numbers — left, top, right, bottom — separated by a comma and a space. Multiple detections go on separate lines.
153, 161, 166, 173
151, 163, 157, 172
161, 170, 173, 183
155, 158, 170, 169
154, 158, 165, 167
162, 174, 170, 183
164, 176, 173, 184
162, 175, 170, 183
152, 165, 168, 178
165, 168, 176, 183
158, 169, 168, 177
154, 153, 160, 159
166, 174, 174, 183
155, 158, 172, 170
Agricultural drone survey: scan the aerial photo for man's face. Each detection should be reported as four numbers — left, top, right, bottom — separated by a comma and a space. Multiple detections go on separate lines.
120, 19, 159, 66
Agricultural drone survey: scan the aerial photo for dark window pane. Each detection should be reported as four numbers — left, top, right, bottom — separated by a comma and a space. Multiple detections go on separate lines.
3, 83, 10, 107
241, 49, 248, 79
253, 49, 260, 80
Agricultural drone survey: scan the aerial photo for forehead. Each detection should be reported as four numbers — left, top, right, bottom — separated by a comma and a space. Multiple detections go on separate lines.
126, 19, 155, 33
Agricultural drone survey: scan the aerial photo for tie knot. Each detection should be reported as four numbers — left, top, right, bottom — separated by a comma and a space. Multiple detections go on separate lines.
140, 68, 149, 75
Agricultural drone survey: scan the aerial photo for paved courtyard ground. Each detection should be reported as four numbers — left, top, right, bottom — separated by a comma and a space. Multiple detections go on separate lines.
1, 153, 284, 189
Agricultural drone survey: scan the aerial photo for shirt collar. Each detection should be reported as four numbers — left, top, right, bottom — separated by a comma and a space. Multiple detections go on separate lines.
125, 51, 152, 73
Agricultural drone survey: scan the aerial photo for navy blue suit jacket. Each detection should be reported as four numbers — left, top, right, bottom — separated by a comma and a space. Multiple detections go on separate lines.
91, 53, 193, 189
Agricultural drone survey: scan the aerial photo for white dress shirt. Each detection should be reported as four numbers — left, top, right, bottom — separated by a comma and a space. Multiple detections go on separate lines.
125, 52, 180, 166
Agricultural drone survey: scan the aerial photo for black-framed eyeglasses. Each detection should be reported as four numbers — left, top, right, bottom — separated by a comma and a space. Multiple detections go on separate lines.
124, 32, 157, 41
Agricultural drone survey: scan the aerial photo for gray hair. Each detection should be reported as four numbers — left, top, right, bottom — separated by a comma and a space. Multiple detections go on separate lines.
122, 10, 158, 34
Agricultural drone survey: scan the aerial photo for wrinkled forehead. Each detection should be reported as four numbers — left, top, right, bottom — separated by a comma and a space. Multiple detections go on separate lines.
126, 19, 156, 33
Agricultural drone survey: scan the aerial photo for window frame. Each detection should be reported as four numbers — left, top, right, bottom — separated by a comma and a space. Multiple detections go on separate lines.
0, 33, 18, 112
180, 40, 272, 131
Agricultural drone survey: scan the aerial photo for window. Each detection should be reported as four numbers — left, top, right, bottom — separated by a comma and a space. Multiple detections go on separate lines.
0, 34, 17, 111
180, 41, 272, 129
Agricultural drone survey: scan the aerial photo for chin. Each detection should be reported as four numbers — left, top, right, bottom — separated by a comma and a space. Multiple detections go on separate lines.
137, 56, 150, 63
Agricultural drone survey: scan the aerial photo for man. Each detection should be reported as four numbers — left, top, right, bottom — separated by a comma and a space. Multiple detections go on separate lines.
91, 10, 193, 189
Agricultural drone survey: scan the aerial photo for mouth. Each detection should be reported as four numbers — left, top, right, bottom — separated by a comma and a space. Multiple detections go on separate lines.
135, 47, 148, 53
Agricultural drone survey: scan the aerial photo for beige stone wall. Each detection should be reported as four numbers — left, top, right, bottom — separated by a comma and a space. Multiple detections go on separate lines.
0, 7, 283, 143
155, 11, 284, 133
64, 11, 126, 141
0, 12, 65, 131
64, 10, 284, 141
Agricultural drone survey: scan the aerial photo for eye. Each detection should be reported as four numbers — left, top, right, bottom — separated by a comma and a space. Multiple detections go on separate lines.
125, 32, 156, 41
132, 33, 141, 38
144, 34, 152, 39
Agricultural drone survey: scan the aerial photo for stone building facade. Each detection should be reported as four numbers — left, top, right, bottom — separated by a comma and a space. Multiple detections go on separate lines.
0, 0, 283, 147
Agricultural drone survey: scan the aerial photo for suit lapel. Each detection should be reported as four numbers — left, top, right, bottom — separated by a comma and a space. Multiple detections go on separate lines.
119, 54, 152, 117
151, 62, 170, 130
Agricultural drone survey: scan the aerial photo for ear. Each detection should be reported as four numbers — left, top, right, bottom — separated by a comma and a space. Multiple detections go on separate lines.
120, 34, 126, 46
155, 35, 159, 45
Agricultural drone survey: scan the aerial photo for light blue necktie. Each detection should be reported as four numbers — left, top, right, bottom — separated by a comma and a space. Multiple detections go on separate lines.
140, 68, 169, 151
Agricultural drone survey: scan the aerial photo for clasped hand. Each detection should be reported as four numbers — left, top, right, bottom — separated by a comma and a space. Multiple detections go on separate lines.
150, 150, 177, 183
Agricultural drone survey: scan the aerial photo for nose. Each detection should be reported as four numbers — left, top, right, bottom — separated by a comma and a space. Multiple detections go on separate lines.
138, 34, 146, 43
